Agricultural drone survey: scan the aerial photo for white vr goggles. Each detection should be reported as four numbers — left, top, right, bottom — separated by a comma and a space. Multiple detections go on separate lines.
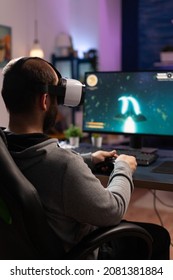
48, 77, 85, 107
47, 58, 85, 107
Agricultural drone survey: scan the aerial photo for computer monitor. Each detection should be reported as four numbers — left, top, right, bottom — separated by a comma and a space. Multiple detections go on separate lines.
82, 71, 173, 149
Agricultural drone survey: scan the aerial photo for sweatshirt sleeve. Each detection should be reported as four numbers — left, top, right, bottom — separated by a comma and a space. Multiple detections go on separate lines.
63, 153, 134, 227
80, 152, 94, 169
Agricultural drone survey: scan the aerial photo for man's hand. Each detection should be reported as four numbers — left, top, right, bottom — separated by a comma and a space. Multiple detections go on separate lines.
91, 150, 118, 165
116, 154, 137, 174
92, 150, 137, 174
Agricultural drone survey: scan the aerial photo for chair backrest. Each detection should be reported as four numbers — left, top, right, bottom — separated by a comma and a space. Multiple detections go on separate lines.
0, 128, 65, 259
0, 128, 153, 260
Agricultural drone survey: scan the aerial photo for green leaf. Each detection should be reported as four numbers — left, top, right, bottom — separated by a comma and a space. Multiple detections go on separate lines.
64, 124, 83, 138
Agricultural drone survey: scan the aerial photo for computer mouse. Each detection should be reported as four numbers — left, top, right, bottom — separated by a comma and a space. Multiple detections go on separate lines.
92, 157, 115, 175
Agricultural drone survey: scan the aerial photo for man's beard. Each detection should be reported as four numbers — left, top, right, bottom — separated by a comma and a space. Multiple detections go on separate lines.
43, 103, 58, 133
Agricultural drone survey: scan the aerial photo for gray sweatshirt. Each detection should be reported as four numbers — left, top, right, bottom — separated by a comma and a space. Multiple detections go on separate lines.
9, 138, 134, 254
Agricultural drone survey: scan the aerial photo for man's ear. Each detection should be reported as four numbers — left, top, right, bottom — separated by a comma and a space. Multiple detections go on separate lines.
40, 93, 49, 111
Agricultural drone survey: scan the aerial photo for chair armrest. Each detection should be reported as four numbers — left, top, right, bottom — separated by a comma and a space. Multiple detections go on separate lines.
65, 221, 153, 259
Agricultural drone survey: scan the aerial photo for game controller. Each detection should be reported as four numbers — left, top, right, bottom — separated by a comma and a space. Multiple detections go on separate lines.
92, 157, 115, 175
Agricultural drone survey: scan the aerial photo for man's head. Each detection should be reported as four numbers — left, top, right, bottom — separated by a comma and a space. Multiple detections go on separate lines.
1, 57, 61, 132
1, 56, 85, 133
1, 57, 59, 115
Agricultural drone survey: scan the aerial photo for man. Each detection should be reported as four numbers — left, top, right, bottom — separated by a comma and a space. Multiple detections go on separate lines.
1, 57, 170, 259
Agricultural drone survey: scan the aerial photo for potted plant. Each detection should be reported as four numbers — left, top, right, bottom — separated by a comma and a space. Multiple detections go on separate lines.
64, 124, 83, 147
91, 133, 103, 148
160, 45, 173, 62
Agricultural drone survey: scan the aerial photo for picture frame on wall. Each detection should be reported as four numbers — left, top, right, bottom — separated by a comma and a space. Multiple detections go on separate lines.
0, 24, 12, 67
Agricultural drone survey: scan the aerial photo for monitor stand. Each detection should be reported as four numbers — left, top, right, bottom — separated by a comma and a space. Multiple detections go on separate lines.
129, 135, 157, 154
130, 135, 143, 149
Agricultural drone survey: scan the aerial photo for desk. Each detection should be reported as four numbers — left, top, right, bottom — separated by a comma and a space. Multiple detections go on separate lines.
97, 149, 173, 192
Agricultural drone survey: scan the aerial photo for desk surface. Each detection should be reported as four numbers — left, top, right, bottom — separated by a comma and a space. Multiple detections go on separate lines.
97, 149, 173, 192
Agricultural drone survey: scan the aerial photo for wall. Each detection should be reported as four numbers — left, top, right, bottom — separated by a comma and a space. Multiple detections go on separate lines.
122, 0, 173, 70
68, 0, 121, 71
99, 0, 121, 71
121, 0, 139, 71
0, 0, 121, 126
0, 0, 28, 126
139, 0, 173, 69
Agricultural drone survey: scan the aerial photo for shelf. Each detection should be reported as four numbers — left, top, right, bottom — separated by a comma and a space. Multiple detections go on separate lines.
153, 61, 173, 70
51, 54, 97, 80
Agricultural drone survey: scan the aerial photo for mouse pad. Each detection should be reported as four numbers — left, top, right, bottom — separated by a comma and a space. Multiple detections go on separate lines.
152, 161, 173, 174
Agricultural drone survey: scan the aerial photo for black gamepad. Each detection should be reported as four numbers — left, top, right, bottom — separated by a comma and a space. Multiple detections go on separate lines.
92, 157, 115, 175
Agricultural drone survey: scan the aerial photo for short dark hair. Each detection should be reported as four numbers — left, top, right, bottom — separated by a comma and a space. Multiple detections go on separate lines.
1, 57, 57, 114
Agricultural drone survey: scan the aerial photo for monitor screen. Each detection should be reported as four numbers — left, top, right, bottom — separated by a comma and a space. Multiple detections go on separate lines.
82, 71, 173, 147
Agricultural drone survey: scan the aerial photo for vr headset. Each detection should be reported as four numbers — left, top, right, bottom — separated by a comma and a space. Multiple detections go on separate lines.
46, 58, 85, 107
48, 77, 85, 107
3, 56, 85, 107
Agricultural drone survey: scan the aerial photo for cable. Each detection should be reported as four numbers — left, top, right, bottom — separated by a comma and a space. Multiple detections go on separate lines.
151, 189, 173, 247
152, 190, 164, 226
150, 189, 173, 208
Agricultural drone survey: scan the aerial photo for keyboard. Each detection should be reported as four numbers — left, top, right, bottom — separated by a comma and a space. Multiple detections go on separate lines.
73, 145, 158, 166
115, 148, 158, 166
